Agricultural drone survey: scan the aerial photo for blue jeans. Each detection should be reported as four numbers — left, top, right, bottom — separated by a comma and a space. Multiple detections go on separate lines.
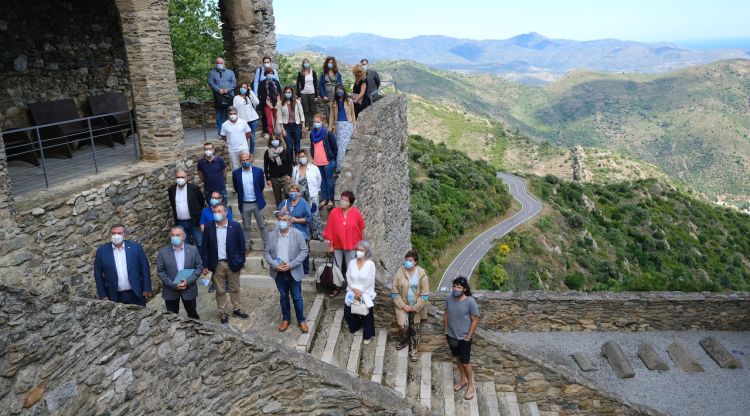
284, 123, 302, 161
319, 162, 335, 201
215, 108, 227, 136
275, 271, 305, 323
248, 119, 259, 154
177, 219, 203, 249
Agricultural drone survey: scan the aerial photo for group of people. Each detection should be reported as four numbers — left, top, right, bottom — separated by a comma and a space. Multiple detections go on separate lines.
93, 54, 480, 401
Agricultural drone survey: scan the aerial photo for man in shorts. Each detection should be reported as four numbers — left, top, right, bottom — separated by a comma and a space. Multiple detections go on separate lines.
444, 276, 480, 400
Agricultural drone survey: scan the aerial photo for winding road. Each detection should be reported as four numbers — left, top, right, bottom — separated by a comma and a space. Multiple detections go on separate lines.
438, 173, 543, 291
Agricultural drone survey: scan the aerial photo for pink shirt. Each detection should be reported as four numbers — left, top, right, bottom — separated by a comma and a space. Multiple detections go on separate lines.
313, 140, 328, 166
323, 207, 365, 250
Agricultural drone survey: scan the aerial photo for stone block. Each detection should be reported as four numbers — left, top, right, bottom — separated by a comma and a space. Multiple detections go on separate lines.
699, 337, 742, 369
667, 342, 704, 372
601, 340, 634, 378
571, 352, 598, 372
637, 343, 668, 371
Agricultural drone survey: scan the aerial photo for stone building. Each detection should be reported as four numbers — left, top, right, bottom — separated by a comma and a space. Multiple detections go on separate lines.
0, 0, 276, 295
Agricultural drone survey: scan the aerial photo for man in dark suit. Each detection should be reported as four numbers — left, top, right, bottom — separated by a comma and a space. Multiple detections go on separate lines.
168, 168, 206, 248
156, 226, 204, 319
201, 203, 248, 324
93, 224, 152, 306
232, 150, 268, 255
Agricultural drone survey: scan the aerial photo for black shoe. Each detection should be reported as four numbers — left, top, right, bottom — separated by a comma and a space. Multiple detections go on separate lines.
208, 282, 216, 293
220, 313, 229, 324
233, 309, 249, 319
396, 338, 409, 350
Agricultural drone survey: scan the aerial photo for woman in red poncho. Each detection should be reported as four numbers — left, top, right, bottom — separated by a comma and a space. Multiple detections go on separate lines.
322, 190, 365, 297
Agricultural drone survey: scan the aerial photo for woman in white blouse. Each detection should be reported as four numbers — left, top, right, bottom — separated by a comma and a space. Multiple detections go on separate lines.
344, 240, 377, 344
233, 82, 260, 154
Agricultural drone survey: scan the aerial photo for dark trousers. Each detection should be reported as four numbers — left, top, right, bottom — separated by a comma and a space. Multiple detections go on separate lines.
165, 297, 200, 320
300, 94, 316, 129
284, 123, 302, 161
116, 290, 145, 306
344, 305, 375, 341
177, 219, 202, 248
275, 271, 305, 323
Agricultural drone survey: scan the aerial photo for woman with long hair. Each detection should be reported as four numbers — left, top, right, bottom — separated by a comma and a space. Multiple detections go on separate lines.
318, 56, 343, 118
277, 85, 305, 162
328, 84, 356, 174
233, 82, 260, 154
263, 133, 293, 205
351, 64, 371, 117
296, 58, 318, 130
258, 66, 282, 135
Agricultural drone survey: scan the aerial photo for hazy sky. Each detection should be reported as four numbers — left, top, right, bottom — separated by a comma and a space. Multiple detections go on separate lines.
274, 0, 750, 44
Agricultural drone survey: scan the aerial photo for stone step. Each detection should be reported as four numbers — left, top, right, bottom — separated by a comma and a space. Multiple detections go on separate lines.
393, 345, 409, 398
238, 274, 315, 290
498, 392, 521, 416
539, 411, 559, 416
455, 372, 479, 416
321, 309, 344, 365
520, 402, 540, 416
438, 361, 456, 416
242, 254, 327, 272
296, 294, 324, 352
478, 382, 501, 416
346, 329, 364, 375
371, 329, 388, 384
420, 352, 432, 410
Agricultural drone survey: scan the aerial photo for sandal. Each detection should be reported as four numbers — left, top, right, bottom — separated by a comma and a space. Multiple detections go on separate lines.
453, 381, 467, 392
328, 288, 340, 298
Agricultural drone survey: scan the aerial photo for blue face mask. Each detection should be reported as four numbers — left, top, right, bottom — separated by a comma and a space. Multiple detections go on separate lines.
404, 260, 415, 269
336, 90, 344, 97
289, 192, 299, 200
271, 139, 280, 147
239, 87, 248, 94
278, 220, 289, 231
327, 62, 334, 69
213, 213, 224, 222
313, 122, 322, 129
452, 288, 463, 298
210, 198, 221, 206
216, 64, 224, 70
242, 161, 252, 169
170, 236, 182, 246
284, 92, 293, 99
303, 62, 310, 68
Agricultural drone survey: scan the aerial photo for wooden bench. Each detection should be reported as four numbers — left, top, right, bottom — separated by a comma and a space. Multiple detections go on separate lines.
28, 98, 117, 156
88, 93, 132, 145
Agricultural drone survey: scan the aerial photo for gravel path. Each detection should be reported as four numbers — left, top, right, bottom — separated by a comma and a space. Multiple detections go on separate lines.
491, 330, 750, 416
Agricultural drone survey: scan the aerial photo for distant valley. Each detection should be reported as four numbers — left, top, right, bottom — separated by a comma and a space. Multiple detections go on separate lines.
278, 32, 750, 84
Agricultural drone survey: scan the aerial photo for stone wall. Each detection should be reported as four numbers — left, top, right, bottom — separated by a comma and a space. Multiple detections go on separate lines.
0, 286, 427, 415
0, 0, 130, 129
220, 0, 277, 83
0, 141, 222, 298
337, 95, 412, 283
432, 291, 750, 332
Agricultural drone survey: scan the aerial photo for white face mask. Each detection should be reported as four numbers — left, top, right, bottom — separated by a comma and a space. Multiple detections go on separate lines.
229, 114, 238, 122
111, 234, 124, 245
264, 62, 271, 68
176, 178, 187, 186
204, 150, 214, 158
298, 157, 307, 165
356, 250, 366, 259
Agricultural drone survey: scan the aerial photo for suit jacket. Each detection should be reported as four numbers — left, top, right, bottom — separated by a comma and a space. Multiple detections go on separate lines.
168, 183, 205, 226
156, 244, 203, 301
93, 240, 152, 304
264, 227, 309, 282
201, 219, 246, 272
232, 166, 267, 212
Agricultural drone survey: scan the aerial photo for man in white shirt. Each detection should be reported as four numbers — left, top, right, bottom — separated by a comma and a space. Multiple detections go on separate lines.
168, 169, 206, 249
93, 224, 152, 306
220, 106, 252, 171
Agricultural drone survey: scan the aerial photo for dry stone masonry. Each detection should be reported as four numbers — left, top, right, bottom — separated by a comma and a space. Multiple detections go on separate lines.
0, 286, 426, 415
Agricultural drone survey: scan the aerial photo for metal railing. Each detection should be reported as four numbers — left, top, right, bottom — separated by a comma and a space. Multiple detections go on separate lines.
369, 80, 398, 100
2, 110, 139, 195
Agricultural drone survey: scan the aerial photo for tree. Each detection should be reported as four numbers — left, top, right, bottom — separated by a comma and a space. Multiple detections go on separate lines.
168, 0, 224, 100
275, 54, 297, 89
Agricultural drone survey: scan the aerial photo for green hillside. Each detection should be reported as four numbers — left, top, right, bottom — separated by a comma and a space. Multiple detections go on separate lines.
379, 59, 750, 204
478, 175, 750, 292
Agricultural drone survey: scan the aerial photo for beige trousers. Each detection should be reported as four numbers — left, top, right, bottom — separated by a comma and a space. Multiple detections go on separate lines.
213, 261, 241, 315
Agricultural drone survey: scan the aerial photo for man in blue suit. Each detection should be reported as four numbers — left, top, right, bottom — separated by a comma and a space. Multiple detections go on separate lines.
93, 224, 152, 306
202, 203, 248, 324
232, 150, 268, 255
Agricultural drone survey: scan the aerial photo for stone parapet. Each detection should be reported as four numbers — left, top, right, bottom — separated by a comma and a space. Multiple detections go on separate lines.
0, 286, 427, 415
431, 290, 750, 332
337, 95, 412, 283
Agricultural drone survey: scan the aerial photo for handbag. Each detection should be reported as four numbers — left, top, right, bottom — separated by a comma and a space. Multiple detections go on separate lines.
350, 298, 369, 316
213, 91, 232, 109
316, 254, 344, 287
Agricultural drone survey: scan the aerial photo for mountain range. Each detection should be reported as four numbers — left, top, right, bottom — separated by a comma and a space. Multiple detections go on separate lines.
277, 32, 750, 84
